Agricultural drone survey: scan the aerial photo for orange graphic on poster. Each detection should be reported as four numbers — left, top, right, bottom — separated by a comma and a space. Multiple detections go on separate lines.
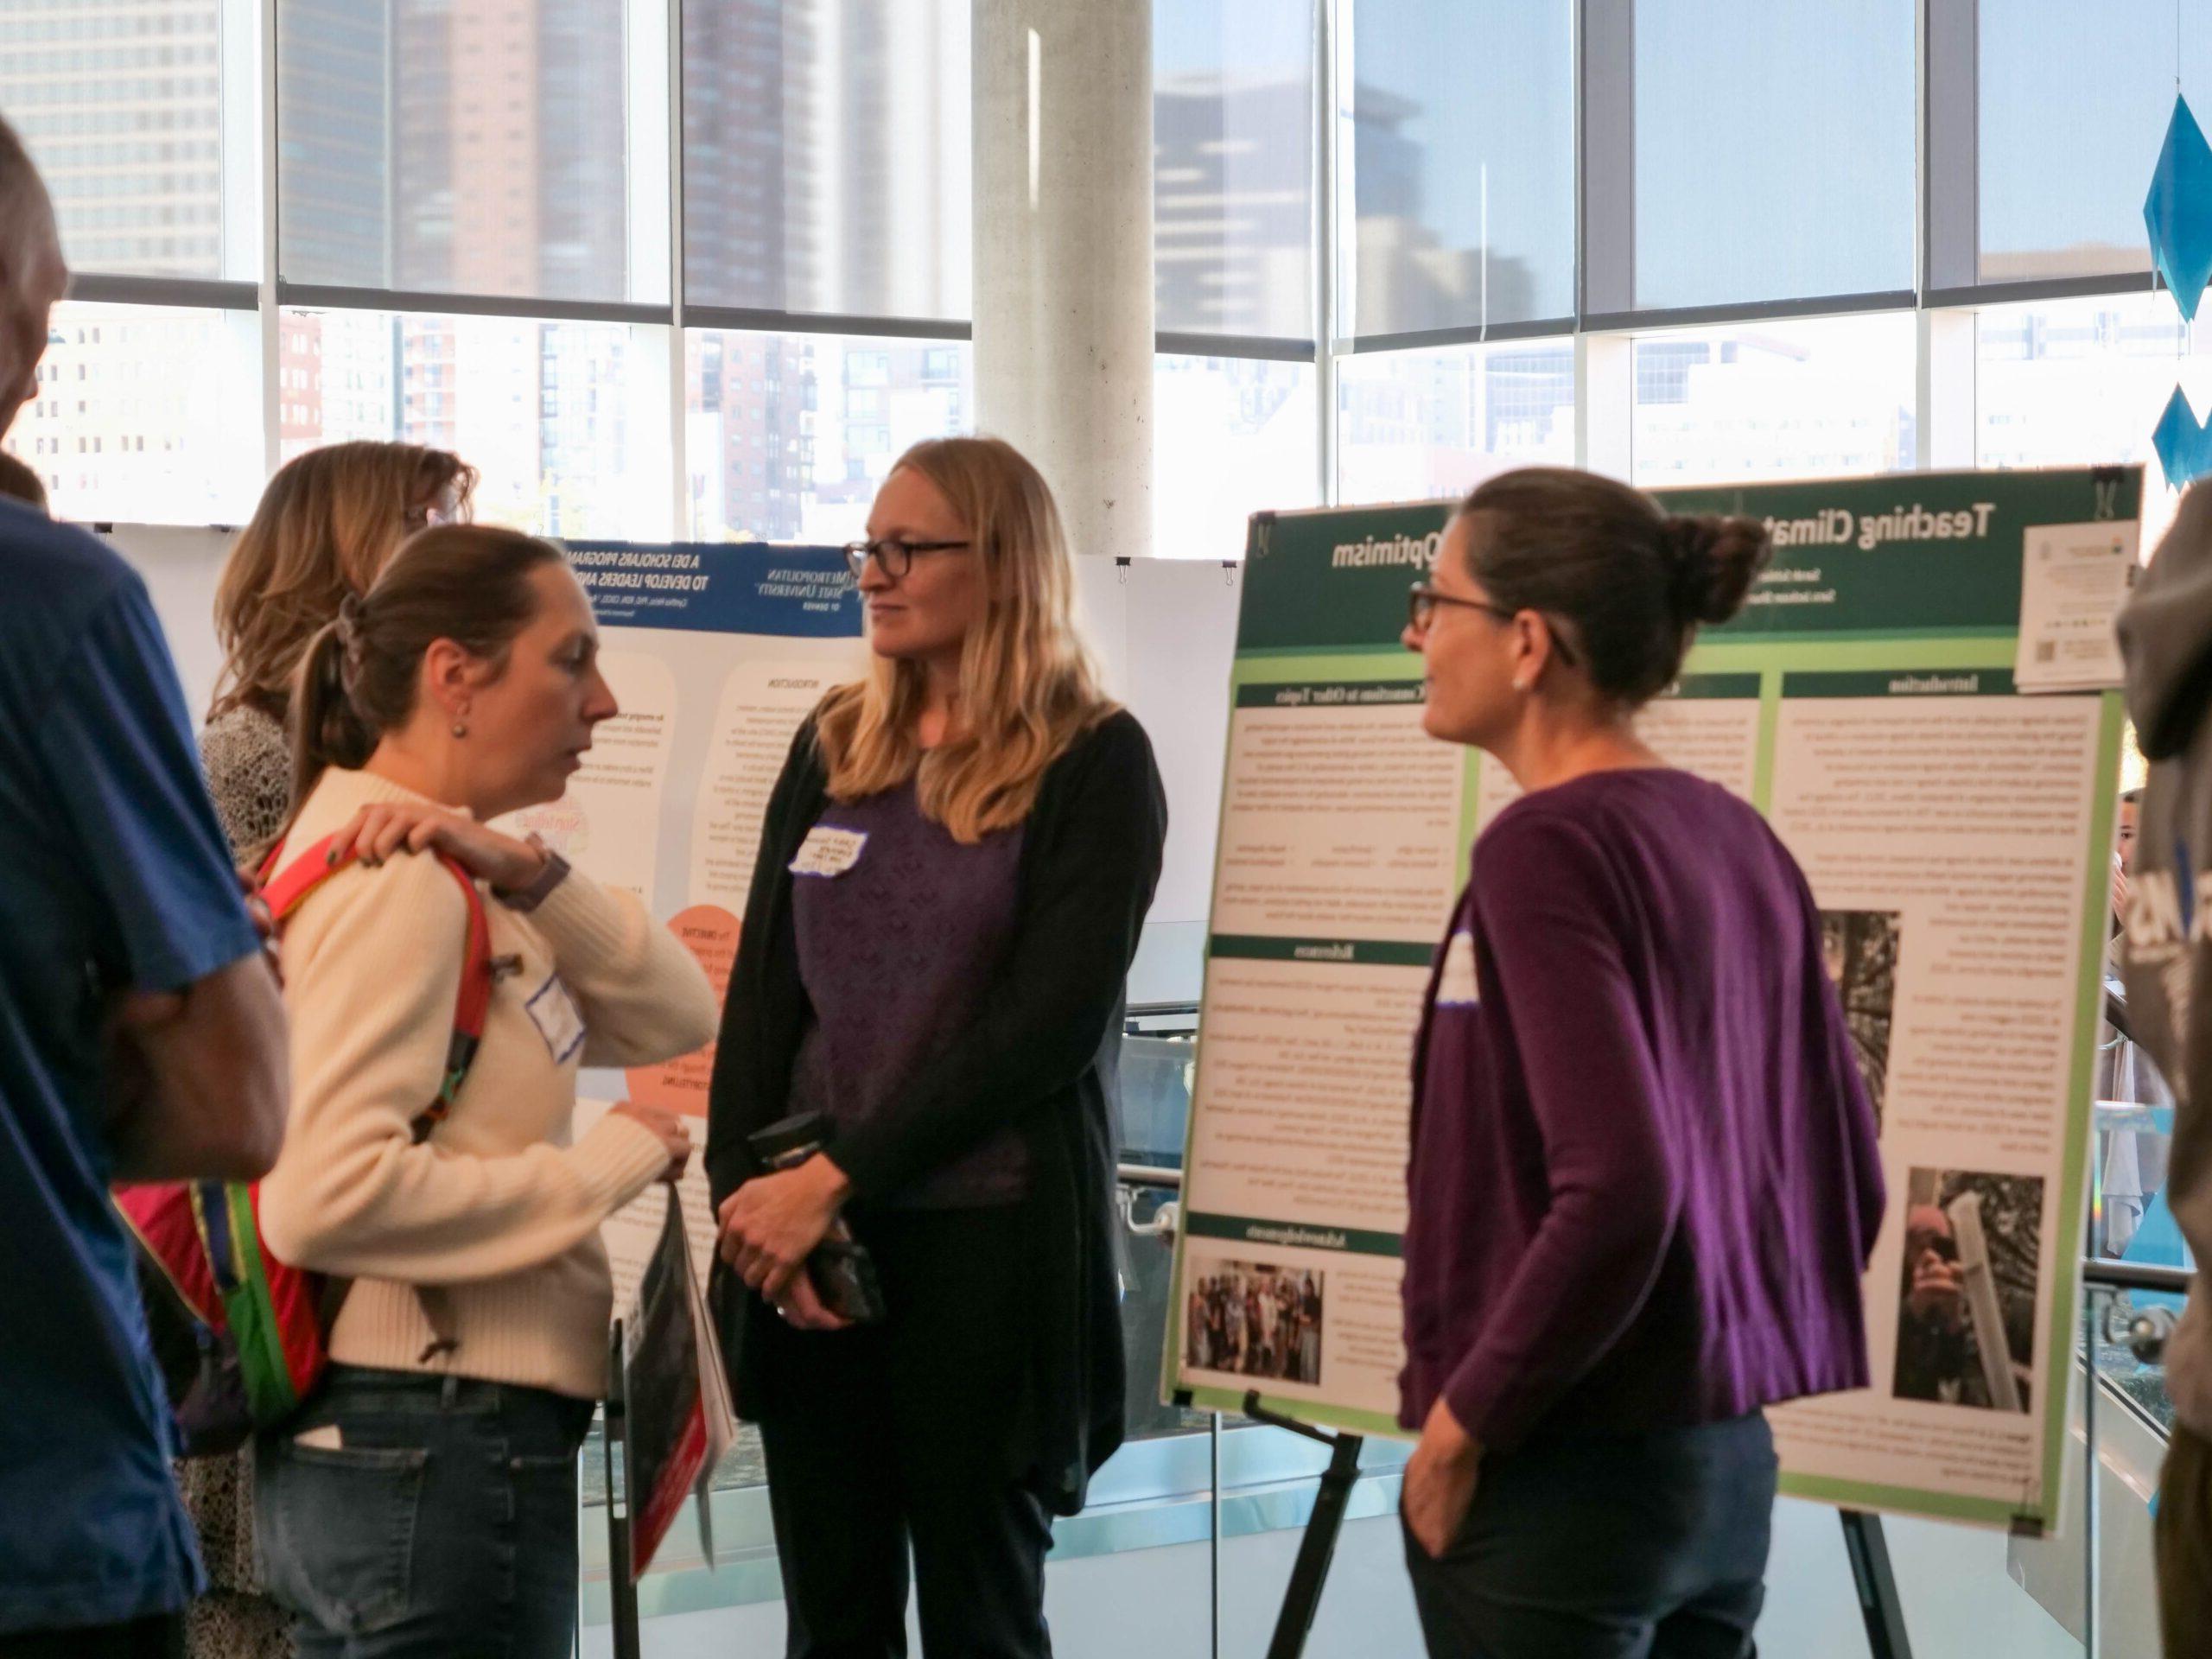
626, 904, 739, 1119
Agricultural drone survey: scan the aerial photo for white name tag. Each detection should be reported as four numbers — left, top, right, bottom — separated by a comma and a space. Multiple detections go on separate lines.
525, 972, 588, 1065
1435, 931, 1479, 1008
790, 825, 868, 879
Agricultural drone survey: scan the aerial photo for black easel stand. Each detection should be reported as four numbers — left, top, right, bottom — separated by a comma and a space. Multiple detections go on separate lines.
1839, 1510, 1913, 1659
605, 1319, 642, 1659
1242, 1391, 1363, 1659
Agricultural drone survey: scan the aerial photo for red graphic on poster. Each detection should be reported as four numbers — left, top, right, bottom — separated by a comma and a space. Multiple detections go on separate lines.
626, 904, 739, 1119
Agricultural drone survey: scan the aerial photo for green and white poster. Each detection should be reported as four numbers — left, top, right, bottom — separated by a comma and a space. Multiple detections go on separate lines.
1164, 467, 2139, 1534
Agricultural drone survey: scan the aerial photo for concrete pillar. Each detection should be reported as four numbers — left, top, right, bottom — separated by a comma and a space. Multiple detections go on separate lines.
971, 0, 1153, 563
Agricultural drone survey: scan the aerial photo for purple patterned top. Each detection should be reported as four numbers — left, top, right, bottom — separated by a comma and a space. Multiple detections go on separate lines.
788, 780, 1029, 1207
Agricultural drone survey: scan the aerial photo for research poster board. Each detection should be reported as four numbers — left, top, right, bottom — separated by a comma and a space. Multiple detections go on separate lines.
521, 542, 868, 1310
1163, 467, 2139, 1534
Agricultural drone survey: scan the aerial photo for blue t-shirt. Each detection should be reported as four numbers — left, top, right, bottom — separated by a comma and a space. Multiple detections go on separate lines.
0, 500, 263, 1634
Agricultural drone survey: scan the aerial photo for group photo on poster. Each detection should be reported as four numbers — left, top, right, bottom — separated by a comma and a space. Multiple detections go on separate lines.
1183, 1262, 1325, 1385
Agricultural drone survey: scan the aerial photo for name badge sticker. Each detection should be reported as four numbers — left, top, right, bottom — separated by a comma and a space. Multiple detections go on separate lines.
1434, 931, 1479, 1008
790, 825, 868, 879
524, 972, 588, 1065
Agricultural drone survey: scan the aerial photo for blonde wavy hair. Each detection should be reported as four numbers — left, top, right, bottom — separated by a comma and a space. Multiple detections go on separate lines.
209, 441, 477, 721
817, 435, 1112, 842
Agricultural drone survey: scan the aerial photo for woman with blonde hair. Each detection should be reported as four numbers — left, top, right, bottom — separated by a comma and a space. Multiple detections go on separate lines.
179, 439, 473, 1659
709, 435, 1166, 1657
201, 440, 477, 858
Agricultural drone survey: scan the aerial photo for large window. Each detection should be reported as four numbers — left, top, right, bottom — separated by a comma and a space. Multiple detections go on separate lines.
270, 0, 645, 302
683, 330, 973, 543
1977, 293, 2200, 471
10, 0, 2209, 556
1980, 0, 2212, 283
1155, 0, 1314, 341
276, 0, 650, 302
280, 308, 670, 540
1343, 0, 1572, 337
682, 0, 970, 321
1631, 314, 1916, 486
1154, 355, 1316, 559
1976, 292, 2205, 546
1634, 0, 1915, 311
1336, 340, 1573, 504
3, 302, 262, 522
0, 0, 250, 280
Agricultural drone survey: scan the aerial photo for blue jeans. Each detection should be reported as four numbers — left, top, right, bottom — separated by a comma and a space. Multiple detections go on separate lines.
253, 1367, 594, 1659
1402, 1413, 1776, 1659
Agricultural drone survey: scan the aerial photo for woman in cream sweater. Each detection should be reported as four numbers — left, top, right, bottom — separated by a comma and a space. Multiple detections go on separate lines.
252, 524, 714, 1658
194, 437, 475, 1659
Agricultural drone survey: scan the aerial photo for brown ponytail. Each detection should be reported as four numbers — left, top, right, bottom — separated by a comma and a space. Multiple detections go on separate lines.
288, 524, 565, 810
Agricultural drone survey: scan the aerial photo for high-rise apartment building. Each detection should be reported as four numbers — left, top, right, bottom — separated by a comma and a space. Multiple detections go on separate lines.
0, 0, 227, 277
1154, 73, 1312, 340
277, 0, 394, 286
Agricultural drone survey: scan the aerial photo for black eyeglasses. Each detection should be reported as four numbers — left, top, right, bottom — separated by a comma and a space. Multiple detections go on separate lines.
1407, 582, 1580, 665
842, 537, 971, 579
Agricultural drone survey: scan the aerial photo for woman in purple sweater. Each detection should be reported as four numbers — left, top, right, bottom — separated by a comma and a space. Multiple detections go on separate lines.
1395, 467, 1886, 1658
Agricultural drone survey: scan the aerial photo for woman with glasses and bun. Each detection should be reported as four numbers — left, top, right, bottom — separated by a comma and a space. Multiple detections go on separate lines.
708, 435, 1166, 1658
1394, 467, 1885, 1659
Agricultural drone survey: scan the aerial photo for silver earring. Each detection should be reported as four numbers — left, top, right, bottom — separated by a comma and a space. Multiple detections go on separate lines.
450, 721, 468, 738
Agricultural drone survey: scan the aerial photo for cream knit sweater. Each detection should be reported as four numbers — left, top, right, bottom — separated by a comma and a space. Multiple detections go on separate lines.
258, 767, 718, 1401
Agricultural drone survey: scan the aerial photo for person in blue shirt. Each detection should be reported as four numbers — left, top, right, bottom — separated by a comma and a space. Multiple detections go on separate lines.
0, 118, 289, 1659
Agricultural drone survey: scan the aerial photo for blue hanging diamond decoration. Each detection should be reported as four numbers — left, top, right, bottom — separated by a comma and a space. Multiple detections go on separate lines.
2152, 385, 2212, 486
2146, 94, 2212, 321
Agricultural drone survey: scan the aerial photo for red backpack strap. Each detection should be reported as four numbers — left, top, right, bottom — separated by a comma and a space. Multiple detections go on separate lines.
419, 853, 494, 1144
257, 832, 348, 922
259, 836, 496, 1144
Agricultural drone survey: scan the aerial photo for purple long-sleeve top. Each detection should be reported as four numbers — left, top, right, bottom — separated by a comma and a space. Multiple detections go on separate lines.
1399, 767, 1885, 1451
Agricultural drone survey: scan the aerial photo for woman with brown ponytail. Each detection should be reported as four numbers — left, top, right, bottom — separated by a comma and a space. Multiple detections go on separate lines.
250, 525, 713, 1657
1393, 468, 1886, 1657
184, 441, 474, 1659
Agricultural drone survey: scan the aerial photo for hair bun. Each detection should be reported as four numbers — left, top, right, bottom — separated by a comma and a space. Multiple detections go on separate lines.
1659, 513, 1770, 626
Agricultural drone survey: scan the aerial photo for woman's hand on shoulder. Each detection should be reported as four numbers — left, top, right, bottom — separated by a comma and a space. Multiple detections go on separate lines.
327, 801, 547, 891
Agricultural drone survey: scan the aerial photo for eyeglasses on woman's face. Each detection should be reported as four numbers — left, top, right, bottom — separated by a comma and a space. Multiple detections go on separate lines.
402, 486, 461, 537
1406, 582, 1580, 666
842, 537, 972, 581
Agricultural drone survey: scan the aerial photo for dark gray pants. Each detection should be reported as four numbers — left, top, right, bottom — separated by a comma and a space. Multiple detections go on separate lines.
1403, 1413, 1775, 1659
753, 1206, 1053, 1659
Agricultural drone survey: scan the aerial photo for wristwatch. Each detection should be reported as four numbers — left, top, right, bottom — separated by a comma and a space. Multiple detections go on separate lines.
494, 834, 571, 912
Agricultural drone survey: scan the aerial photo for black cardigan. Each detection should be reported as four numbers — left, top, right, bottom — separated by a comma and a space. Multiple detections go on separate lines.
705, 706, 1167, 1515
